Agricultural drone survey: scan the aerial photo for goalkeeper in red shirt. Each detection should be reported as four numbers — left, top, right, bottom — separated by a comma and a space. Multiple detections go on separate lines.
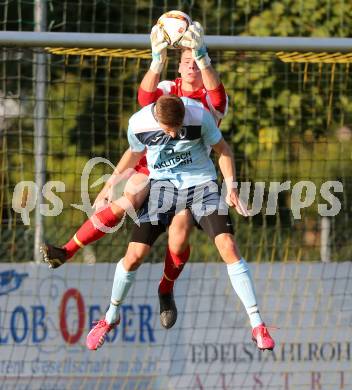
135, 21, 230, 328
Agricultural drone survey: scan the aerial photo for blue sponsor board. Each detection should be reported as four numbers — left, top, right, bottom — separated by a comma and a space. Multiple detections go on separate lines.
0, 262, 352, 389
0, 264, 166, 389
0, 270, 28, 296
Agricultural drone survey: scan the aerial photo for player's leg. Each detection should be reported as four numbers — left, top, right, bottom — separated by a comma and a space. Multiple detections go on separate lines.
192, 182, 275, 351
199, 213, 275, 351
86, 218, 165, 351
86, 241, 150, 351
41, 171, 150, 268
158, 210, 193, 329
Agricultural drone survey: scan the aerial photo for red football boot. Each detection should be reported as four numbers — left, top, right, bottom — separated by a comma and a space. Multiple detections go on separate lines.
252, 324, 275, 351
86, 318, 119, 350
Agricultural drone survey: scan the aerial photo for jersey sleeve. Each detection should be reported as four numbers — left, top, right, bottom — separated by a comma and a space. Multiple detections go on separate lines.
127, 124, 146, 152
205, 83, 229, 123
137, 80, 176, 107
206, 83, 227, 113
201, 109, 223, 146
137, 87, 164, 106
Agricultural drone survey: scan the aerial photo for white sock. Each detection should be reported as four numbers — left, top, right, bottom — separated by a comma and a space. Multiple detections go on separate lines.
227, 258, 263, 329
105, 259, 136, 324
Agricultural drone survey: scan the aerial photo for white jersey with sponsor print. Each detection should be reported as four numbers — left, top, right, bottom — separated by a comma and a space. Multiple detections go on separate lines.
127, 97, 222, 190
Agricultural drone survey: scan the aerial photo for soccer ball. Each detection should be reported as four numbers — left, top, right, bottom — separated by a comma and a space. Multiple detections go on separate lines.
157, 10, 192, 49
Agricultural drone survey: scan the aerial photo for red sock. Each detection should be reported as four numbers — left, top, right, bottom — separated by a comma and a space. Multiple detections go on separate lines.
158, 245, 190, 294
63, 207, 120, 258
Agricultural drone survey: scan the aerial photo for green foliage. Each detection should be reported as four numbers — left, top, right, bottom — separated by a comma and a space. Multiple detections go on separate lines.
1, 1, 352, 262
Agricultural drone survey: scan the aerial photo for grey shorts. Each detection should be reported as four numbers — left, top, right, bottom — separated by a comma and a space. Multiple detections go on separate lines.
131, 180, 234, 246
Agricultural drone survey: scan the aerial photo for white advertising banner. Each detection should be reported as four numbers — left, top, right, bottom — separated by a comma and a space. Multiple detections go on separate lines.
0, 262, 351, 390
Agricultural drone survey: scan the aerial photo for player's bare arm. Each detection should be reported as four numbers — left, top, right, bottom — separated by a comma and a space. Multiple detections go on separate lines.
93, 148, 146, 208
199, 65, 221, 90
180, 21, 219, 89
139, 69, 161, 92
212, 138, 250, 216
212, 138, 236, 183
211, 138, 238, 204
180, 21, 227, 117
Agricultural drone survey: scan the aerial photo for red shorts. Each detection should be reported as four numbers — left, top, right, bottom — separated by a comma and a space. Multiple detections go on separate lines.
134, 155, 149, 176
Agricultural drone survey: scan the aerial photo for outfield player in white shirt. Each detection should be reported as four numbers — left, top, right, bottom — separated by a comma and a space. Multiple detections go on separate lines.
85, 95, 275, 352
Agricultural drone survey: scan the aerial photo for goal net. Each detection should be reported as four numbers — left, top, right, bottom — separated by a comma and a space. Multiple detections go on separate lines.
2, 47, 351, 263
1, 1, 352, 389
1, 42, 351, 390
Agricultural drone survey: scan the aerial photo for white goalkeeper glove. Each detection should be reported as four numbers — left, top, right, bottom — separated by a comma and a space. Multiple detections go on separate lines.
150, 25, 168, 74
180, 21, 211, 70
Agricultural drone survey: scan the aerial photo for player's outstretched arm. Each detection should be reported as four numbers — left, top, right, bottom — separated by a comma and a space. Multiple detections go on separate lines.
93, 148, 146, 208
138, 25, 168, 106
212, 138, 250, 216
115, 148, 145, 174
212, 138, 236, 190
180, 21, 218, 87
181, 21, 227, 115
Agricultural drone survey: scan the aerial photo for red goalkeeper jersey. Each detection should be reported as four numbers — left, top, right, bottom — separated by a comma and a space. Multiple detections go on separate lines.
135, 78, 228, 174
138, 78, 228, 125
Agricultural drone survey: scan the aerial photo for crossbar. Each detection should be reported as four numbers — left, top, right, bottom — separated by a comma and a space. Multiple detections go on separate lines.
0, 31, 352, 52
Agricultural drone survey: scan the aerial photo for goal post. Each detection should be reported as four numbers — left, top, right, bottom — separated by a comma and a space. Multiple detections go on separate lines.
0, 31, 352, 52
